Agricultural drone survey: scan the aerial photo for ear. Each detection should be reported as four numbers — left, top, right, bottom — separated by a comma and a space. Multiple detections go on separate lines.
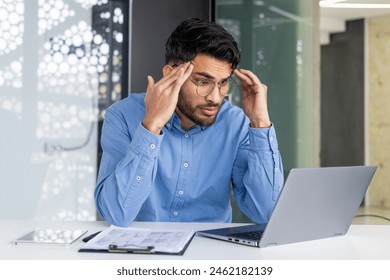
162, 65, 174, 77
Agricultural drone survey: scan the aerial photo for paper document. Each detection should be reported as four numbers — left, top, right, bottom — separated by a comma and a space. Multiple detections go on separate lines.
79, 225, 195, 254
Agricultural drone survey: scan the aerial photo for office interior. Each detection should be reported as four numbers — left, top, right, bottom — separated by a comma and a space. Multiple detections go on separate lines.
0, 0, 389, 225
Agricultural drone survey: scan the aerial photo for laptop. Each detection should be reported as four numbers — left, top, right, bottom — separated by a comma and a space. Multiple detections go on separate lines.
197, 166, 377, 247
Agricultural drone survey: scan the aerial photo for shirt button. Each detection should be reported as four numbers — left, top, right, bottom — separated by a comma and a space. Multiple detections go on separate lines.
275, 168, 279, 173
270, 136, 274, 142
183, 162, 189, 168
136, 176, 141, 181
166, 123, 171, 128
178, 191, 184, 195
173, 211, 178, 216
184, 133, 189, 138
150, 144, 155, 149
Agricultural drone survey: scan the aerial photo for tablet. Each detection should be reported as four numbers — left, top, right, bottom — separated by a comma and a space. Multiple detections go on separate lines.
13, 229, 88, 245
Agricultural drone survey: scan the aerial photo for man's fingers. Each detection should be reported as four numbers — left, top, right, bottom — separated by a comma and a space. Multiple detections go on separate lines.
182, 63, 194, 80
234, 68, 266, 96
234, 69, 252, 85
155, 71, 181, 91
153, 65, 187, 92
165, 62, 192, 86
145, 75, 155, 100
234, 68, 262, 86
151, 62, 193, 94
147, 75, 155, 90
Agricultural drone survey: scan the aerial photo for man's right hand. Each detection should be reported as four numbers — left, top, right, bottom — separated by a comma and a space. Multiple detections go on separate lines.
142, 62, 194, 135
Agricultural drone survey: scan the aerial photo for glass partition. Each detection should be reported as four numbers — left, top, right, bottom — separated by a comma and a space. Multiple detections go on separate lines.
0, 0, 128, 220
216, 0, 319, 221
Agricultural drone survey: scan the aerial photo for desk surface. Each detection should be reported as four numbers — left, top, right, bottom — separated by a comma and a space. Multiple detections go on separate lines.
1, 220, 390, 260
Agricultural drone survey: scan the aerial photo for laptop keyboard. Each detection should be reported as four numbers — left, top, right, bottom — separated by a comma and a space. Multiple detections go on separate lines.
228, 230, 263, 241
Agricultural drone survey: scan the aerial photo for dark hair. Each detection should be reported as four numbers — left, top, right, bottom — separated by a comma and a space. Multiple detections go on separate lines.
165, 18, 240, 69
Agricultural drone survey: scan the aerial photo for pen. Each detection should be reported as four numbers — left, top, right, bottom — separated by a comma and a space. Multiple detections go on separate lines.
82, 231, 102, 242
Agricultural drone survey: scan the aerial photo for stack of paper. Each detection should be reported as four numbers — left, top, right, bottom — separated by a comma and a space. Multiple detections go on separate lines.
79, 226, 195, 255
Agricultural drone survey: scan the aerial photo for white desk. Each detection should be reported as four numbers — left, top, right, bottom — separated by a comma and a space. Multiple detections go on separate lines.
1, 220, 390, 260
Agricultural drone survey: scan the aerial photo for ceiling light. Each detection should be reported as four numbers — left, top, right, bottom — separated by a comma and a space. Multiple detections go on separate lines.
320, 0, 347, 3
320, 2, 390, 9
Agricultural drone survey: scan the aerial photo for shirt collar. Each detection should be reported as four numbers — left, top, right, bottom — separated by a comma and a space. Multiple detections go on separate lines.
165, 112, 207, 133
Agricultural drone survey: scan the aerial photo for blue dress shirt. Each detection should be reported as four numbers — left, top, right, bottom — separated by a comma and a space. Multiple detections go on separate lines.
95, 93, 284, 226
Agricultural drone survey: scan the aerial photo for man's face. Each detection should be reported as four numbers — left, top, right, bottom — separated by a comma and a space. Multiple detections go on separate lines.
176, 53, 233, 130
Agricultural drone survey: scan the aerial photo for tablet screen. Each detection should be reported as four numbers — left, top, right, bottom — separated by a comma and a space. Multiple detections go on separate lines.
13, 229, 88, 245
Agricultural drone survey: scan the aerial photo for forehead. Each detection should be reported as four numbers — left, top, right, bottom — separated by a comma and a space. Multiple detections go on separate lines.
191, 53, 233, 79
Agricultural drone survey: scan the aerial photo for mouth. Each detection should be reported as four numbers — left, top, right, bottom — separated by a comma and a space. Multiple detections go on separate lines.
200, 106, 220, 116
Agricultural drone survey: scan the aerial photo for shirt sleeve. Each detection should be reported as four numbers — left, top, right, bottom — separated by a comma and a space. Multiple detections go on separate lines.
231, 124, 284, 224
94, 108, 163, 226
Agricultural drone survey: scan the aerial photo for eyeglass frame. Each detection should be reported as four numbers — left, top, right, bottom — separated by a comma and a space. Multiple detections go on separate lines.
171, 63, 238, 97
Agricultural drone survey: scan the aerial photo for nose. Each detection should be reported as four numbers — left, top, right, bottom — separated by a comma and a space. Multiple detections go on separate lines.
205, 84, 222, 103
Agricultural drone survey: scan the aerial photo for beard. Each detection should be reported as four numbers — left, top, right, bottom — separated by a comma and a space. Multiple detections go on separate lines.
176, 92, 222, 128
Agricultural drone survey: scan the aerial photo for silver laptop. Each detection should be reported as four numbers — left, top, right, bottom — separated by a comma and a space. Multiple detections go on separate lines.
197, 166, 377, 247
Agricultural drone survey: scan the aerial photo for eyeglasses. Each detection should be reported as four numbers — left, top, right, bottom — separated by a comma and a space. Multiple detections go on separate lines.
171, 64, 237, 97
189, 77, 237, 97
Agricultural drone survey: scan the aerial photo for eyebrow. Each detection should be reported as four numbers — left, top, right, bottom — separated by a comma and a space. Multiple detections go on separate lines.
193, 71, 231, 81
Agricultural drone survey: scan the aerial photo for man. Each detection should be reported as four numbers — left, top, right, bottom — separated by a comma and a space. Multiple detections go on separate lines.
95, 18, 283, 227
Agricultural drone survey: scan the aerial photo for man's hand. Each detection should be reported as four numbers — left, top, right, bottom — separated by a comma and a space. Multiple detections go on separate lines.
142, 62, 194, 134
234, 69, 271, 128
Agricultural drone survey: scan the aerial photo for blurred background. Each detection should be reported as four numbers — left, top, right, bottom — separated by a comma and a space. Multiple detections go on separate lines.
0, 0, 389, 223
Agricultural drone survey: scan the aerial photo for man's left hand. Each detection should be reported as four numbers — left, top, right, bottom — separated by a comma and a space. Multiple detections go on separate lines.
234, 69, 271, 128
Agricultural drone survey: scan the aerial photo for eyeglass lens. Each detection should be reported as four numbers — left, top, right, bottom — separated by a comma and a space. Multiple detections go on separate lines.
197, 79, 237, 97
